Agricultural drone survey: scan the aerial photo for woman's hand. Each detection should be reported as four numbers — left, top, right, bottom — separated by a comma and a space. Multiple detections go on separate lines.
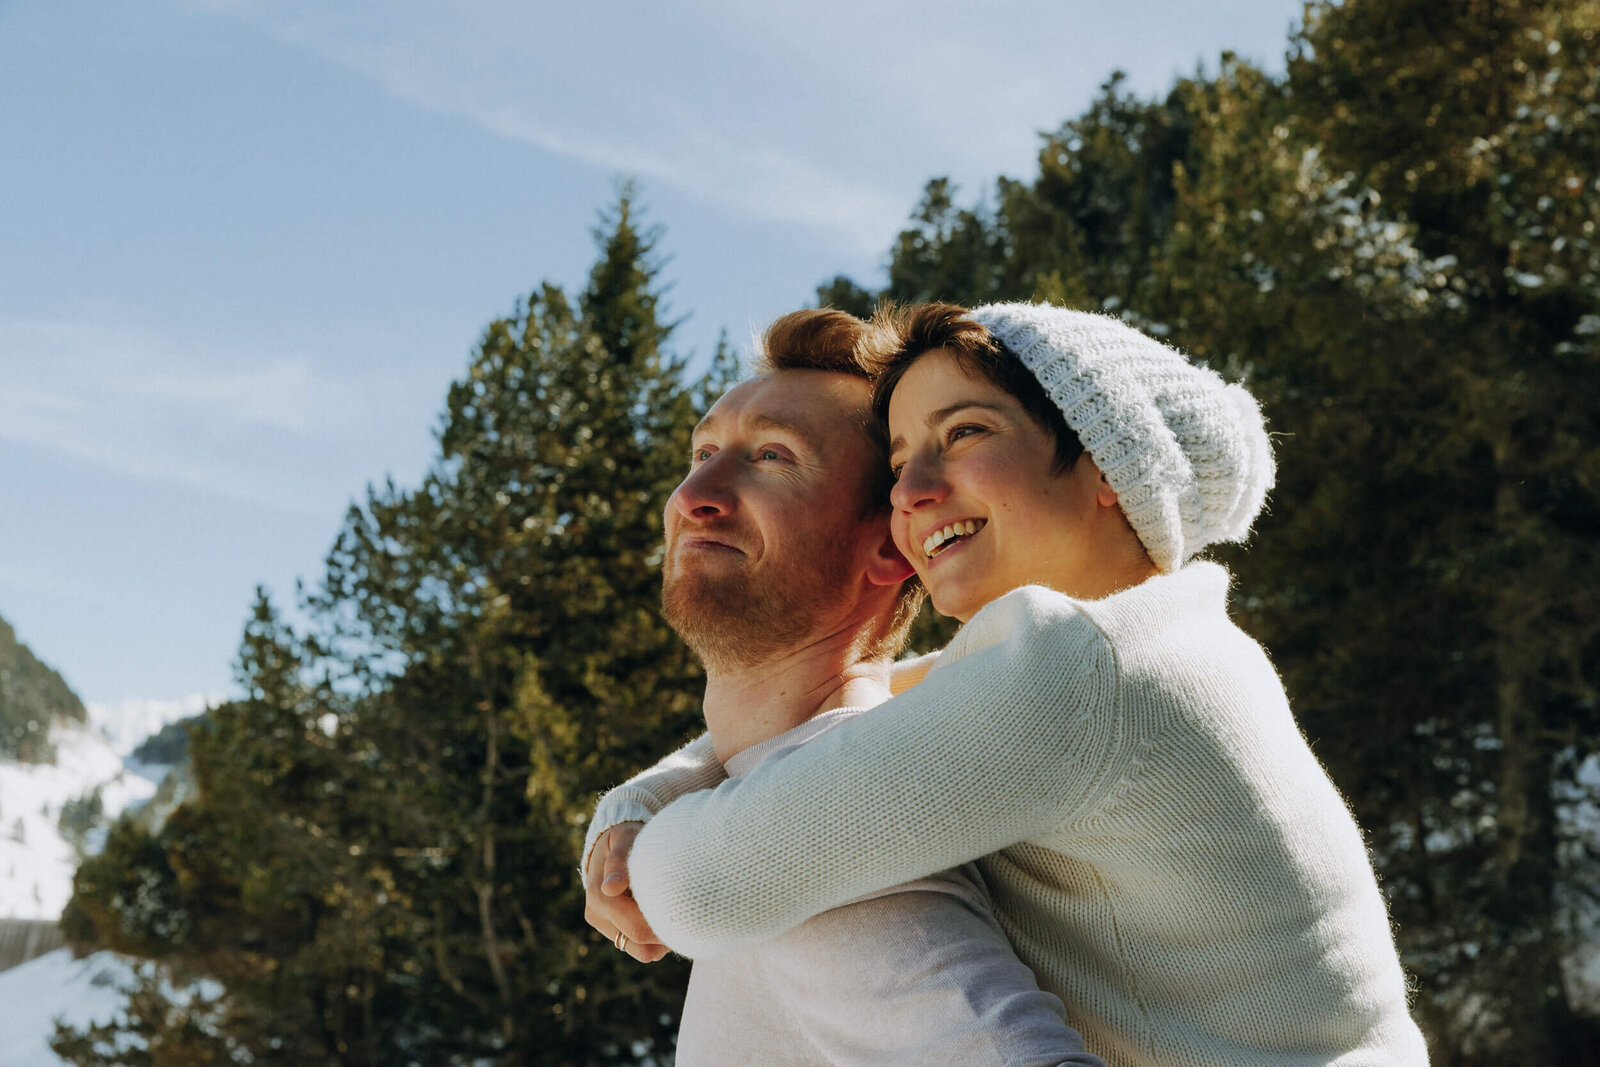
584, 822, 670, 962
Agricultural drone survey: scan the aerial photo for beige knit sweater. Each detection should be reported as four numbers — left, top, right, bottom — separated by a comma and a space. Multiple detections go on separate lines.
588, 564, 1429, 1066
676, 707, 1102, 1067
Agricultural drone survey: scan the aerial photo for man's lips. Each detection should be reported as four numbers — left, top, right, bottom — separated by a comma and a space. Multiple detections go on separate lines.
676, 533, 746, 555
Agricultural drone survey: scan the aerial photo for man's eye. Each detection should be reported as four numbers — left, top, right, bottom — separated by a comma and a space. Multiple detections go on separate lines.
888, 463, 904, 482
690, 447, 713, 463
758, 449, 782, 461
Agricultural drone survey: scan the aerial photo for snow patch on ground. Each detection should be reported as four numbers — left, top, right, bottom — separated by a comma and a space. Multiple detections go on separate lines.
0, 725, 156, 921
0, 693, 215, 923
1563, 754, 1600, 1008
0, 949, 135, 1066
85, 693, 220, 758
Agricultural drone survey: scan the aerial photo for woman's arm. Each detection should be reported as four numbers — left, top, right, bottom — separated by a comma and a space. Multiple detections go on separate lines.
581, 651, 933, 874
628, 586, 1123, 959
581, 732, 725, 876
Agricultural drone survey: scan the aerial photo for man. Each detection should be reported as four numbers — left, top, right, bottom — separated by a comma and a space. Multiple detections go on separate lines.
582, 309, 1102, 1066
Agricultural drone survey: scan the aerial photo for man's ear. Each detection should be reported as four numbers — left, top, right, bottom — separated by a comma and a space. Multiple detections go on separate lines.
866, 529, 916, 586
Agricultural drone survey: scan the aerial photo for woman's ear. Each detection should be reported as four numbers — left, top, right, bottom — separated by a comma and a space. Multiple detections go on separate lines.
1081, 456, 1119, 509
866, 530, 916, 586
1096, 472, 1120, 509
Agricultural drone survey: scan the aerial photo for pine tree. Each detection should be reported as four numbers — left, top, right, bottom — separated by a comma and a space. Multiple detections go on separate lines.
812, 9, 1599, 1058
58, 194, 729, 1065
0, 611, 87, 763
1278, 3, 1600, 1058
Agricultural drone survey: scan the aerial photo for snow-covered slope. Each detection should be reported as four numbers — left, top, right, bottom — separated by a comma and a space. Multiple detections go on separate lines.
0, 694, 216, 922
0, 694, 219, 1066
86, 694, 216, 761
0, 949, 137, 1066
0, 725, 153, 921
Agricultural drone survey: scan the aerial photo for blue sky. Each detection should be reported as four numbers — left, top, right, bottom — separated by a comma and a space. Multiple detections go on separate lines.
1, 0, 1305, 704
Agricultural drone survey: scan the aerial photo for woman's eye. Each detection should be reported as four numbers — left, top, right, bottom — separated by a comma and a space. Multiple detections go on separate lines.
948, 423, 985, 444
690, 447, 713, 463
889, 463, 904, 482
758, 448, 782, 461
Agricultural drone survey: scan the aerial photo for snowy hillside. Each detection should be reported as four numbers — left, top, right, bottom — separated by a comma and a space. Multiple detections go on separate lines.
0, 950, 138, 1066
87, 694, 216, 762
0, 694, 218, 1066
0, 726, 152, 921
0, 695, 216, 922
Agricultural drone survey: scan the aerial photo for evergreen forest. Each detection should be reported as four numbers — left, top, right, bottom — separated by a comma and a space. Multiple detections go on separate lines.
0, 611, 87, 764
56, 1, 1599, 1063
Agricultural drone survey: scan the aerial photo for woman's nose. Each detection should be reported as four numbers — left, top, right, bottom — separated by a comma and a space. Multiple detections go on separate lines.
889, 454, 947, 512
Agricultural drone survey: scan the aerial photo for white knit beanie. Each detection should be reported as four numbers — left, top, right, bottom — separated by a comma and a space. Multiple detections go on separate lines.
969, 302, 1274, 572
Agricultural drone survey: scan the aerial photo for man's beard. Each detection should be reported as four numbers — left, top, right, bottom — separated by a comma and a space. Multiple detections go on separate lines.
662, 532, 855, 674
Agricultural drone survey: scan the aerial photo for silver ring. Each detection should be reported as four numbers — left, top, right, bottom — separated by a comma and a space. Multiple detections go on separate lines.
615, 931, 628, 952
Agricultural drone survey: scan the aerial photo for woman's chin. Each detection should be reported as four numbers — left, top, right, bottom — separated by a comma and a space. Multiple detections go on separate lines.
929, 586, 980, 625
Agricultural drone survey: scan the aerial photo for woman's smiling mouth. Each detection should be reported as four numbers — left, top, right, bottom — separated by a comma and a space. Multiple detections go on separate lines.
923, 519, 986, 558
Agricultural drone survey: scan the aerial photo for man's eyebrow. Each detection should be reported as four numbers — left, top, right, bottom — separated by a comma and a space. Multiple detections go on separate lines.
690, 411, 819, 446
747, 412, 816, 442
888, 400, 1010, 456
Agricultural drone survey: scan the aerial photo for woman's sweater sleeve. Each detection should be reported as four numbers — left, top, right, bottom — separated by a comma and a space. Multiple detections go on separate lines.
628, 586, 1122, 959
580, 732, 726, 876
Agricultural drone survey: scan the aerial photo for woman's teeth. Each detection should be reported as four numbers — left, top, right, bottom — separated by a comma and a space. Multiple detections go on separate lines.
924, 520, 982, 557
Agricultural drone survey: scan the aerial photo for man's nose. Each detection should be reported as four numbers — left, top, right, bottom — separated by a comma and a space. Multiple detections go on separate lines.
670, 454, 736, 518
889, 455, 947, 512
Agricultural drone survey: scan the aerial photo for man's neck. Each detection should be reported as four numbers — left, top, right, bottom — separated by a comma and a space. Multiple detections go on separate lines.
703, 636, 893, 765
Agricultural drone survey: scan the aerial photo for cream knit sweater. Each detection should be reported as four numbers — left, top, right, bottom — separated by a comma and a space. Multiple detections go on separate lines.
589, 564, 1429, 1066
677, 707, 1103, 1067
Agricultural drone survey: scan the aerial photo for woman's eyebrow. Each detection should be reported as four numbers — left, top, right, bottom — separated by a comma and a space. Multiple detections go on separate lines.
929, 400, 1008, 424
889, 401, 1009, 454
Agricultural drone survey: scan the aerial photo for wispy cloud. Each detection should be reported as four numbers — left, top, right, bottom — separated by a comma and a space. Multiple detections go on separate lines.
173, 1, 937, 256
166, 1, 1301, 260
0, 319, 413, 514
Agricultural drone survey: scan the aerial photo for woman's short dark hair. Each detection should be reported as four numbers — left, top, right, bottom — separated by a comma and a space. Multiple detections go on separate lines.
863, 303, 1084, 474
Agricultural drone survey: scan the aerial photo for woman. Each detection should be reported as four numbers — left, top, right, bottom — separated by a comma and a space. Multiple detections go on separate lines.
586, 302, 1428, 1066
